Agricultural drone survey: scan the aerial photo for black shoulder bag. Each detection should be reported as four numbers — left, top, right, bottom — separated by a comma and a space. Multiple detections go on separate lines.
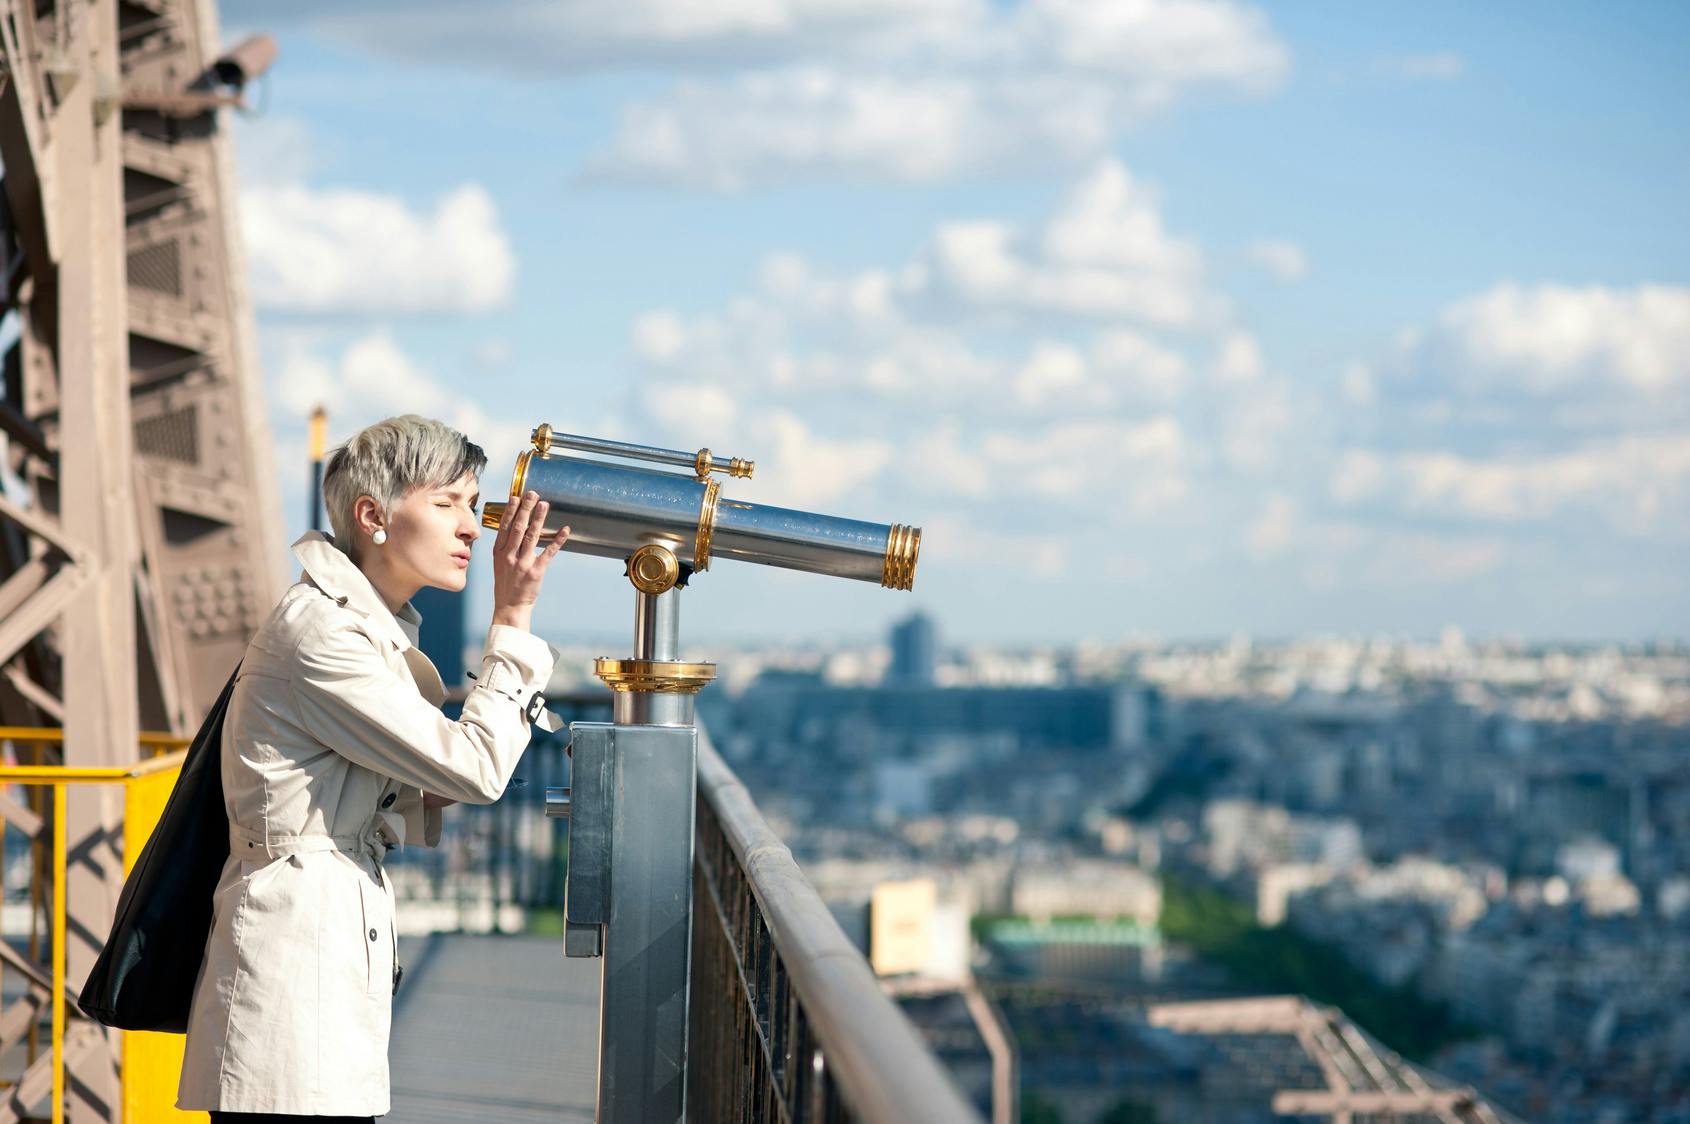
78, 665, 239, 1033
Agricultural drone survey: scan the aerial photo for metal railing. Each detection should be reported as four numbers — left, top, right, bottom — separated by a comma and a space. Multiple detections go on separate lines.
690, 734, 983, 1123
0, 730, 190, 1124
0, 709, 984, 1123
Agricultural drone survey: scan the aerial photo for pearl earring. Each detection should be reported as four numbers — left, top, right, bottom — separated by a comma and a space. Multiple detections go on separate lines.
372, 528, 387, 546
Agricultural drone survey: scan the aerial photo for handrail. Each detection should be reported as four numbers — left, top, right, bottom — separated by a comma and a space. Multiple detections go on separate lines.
0, 726, 190, 751
696, 735, 982, 1124
0, 739, 188, 1124
0, 747, 188, 783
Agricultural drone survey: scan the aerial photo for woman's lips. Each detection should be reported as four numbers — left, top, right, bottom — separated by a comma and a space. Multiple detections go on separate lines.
451, 552, 471, 569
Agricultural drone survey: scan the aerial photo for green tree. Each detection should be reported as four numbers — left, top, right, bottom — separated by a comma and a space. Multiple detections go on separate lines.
1097, 1100, 1158, 1124
1020, 1092, 1066, 1124
1158, 873, 1473, 1059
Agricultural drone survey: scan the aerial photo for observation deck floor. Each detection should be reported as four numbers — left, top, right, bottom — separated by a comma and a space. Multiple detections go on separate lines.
389, 932, 600, 1123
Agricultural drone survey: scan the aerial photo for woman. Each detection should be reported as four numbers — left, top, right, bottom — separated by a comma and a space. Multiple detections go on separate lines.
177, 415, 569, 1122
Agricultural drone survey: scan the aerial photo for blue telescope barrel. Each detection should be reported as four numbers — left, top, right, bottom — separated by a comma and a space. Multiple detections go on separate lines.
480, 442, 919, 591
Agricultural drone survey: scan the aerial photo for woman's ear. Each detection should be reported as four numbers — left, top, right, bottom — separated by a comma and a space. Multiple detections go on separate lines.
352, 495, 386, 537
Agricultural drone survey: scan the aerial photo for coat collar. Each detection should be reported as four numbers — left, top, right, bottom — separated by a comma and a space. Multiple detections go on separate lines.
291, 531, 422, 655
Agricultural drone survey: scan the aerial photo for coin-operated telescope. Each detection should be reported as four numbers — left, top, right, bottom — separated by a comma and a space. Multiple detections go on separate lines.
482, 424, 921, 1124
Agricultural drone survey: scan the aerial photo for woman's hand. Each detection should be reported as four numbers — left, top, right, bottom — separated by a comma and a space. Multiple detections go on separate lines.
491, 490, 568, 633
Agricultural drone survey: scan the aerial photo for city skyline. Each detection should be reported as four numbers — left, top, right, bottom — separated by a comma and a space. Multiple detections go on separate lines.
228, 0, 1689, 643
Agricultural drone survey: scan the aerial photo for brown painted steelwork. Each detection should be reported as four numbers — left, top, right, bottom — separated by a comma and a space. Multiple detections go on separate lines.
0, 3, 284, 1119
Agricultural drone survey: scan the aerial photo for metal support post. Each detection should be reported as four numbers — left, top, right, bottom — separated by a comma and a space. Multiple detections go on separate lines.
565, 721, 696, 1123
555, 560, 706, 1123
617, 590, 692, 727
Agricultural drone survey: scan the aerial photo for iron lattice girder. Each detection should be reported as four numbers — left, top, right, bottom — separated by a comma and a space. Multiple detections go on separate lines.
1148, 996, 1504, 1124
0, 1, 284, 1121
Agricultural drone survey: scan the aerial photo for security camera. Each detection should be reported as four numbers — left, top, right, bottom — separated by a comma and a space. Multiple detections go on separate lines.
210, 34, 277, 94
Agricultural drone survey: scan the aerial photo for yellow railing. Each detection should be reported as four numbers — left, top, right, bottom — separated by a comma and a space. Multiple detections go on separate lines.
0, 729, 196, 1124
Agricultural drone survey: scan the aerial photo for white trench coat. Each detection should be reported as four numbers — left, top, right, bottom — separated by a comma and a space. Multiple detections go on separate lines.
177, 532, 559, 1116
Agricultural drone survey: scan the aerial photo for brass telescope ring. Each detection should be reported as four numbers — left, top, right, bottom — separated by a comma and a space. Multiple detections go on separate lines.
510, 450, 533, 498
694, 480, 722, 571
881, 524, 921, 591
593, 658, 717, 695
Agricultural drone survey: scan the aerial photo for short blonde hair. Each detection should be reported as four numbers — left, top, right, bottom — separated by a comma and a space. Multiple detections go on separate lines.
322, 415, 486, 551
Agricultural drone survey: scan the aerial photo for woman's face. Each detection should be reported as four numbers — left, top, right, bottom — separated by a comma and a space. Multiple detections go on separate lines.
382, 472, 482, 593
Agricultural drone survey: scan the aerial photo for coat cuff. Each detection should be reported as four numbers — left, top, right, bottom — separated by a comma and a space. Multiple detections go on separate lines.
478, 624, 558, 700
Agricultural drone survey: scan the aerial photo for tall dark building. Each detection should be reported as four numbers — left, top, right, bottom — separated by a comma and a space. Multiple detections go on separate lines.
412, 584, 468, 690
889, 611, 938, 686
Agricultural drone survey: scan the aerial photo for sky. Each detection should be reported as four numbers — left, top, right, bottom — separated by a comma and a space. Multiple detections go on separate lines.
222, 0, 1690, 647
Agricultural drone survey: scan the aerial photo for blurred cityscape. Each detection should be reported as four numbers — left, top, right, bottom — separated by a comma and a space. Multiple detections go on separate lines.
356, 599, 1690, 1123
410, 611, 1683, 1124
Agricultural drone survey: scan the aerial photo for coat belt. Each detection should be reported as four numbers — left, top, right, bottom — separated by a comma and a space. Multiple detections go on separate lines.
230, 822, 390, 865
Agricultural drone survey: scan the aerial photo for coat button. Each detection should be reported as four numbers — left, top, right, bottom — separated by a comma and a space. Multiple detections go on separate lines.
381, 792, 396, 809
369, 928, 378, 941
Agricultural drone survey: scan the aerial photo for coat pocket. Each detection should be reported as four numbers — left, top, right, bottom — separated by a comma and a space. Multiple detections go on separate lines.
355, 876, 392, 998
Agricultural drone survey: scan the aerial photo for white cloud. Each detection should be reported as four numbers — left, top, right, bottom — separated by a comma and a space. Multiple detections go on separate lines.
578, 0, 1286, 187
1340, 362, 1376, 407
919, 161, 1213, 327
232, 0, 982, 73
982, 414, 1187, 511
1012, 0, 1285, 87
252, 1, 1284, 192
614, 160, 1305, 576
586, 69, 1115, 189
235, 114, 319, 186
919, 510, 1076, 579
918, 511, 1077, 579
1093, 329, 1188, 402
629, 161, 1220, 422
1218, 378, 1291, 471
243, 183, 515, 314
739, 410, 895, 507
1331, 433, 1690, 532
1244, 492, 1296, 560
768, 166, 1208, 326
237, 0, 1288, 92
1403, 283, 1690, 398
905, 420, 991, 500
1213, 331, 1264, 383
473, 339, 513, 370
1338, 529, 1505, 585
1013, 342, 1094, 409
1247, 238, 1308, 282
640, 382, 740, 436
272, 332, 533, 464
1374, 534, 1503, 583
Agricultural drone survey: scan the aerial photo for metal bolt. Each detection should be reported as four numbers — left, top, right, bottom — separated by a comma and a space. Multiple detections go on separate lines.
545, 787, 572, 818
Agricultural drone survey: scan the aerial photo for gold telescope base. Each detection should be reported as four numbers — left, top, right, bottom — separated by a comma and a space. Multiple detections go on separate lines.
594, 658, 717, 694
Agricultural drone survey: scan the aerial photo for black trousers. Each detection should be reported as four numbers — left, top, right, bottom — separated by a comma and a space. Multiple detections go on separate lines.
209, 1108, 375, 1115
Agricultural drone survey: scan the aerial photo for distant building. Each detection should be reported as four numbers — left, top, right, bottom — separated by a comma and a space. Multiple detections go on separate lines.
738, 679, 1124, 749
889, 611, 938, 686
1010, 860, 1162, 927
412, 583, 467, 689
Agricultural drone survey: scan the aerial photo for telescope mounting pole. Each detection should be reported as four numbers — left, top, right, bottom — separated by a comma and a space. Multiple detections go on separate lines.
500, 420, 922, 1121
554, 544, 713, 1123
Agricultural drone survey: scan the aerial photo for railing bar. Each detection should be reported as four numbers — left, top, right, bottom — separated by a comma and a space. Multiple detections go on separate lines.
773, 962, 790, 1102
692, 804, 797, 1124
696, 735, 981, 1124
50, 784, 64, 1124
